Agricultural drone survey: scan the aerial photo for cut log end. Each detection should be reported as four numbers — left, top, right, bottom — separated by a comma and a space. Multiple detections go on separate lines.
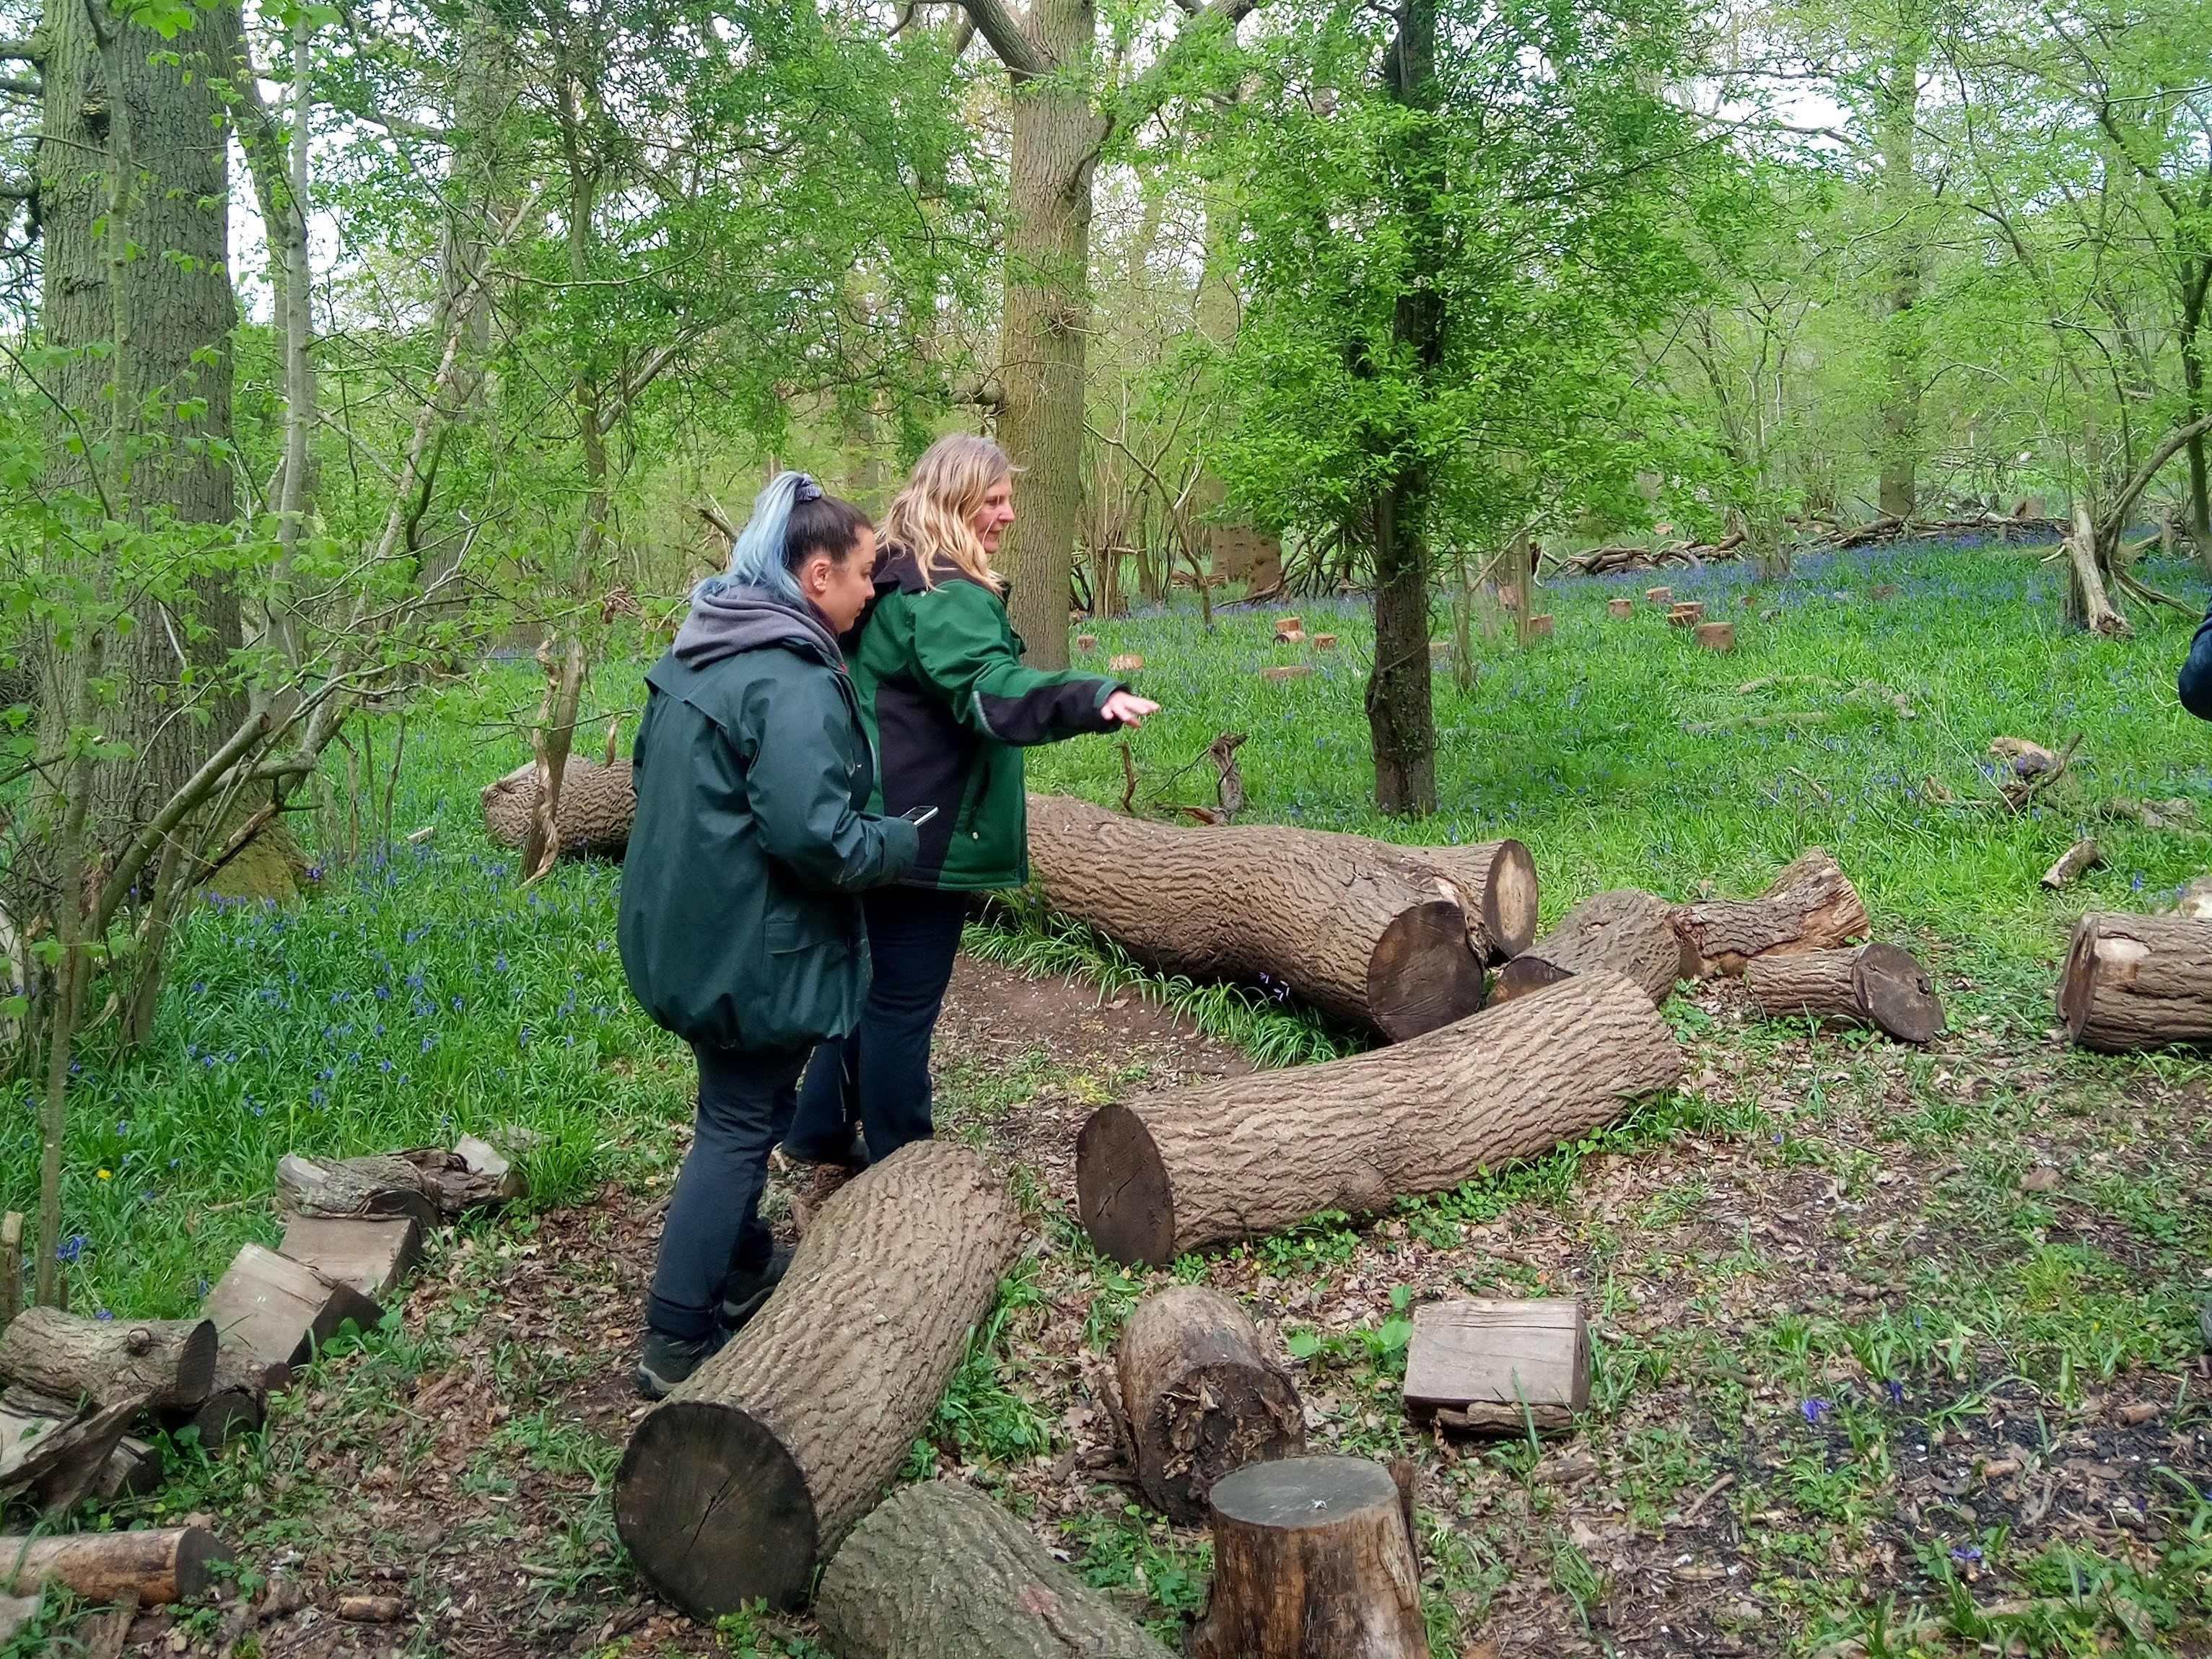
1368, 901, 1489, 1041
1077, 1105, 1175, 1269
1853, 942, 1946, 1044
1478, 839, 1539, 958
613, 1401, 818, 1616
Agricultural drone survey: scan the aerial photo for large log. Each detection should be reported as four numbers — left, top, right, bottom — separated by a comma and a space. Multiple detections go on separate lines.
1187, 1456, 1425, 1659
479, 755, 634, 857
0, 1526, 231, 1604
2058, 913, 2212, 1052
1490, 889, 1695, 1007
615, 1141, 1023, 1617
0, 1308, 215, 1409
1024, 795, 1488, 1040
816, 1481, 1174, 1659
1306, 832, 1539, 963
1116, 1287, 1304, 1523
1745, 942, 1944, 1043
1077, 971, 1683, 1266
1671, 848, 1868, 975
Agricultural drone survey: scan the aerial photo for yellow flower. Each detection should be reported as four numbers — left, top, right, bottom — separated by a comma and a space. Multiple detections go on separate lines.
95, 1169, 110, 1180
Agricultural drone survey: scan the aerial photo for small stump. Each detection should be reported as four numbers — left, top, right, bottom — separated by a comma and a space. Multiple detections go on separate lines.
1525, 614, 1553, 637
1076, 634, 1098, 652
1606, 597, 1632, 619
1109, 654, 1144, 674
1311, 633, 1337, 650
1667, 602, 1705, 628
1274, 616, 1303, 641
1645, 585, 1673, 606
1694, 621, 1735, 652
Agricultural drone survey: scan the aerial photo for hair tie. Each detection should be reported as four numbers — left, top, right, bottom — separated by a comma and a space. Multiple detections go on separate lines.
793, 474, 823, 504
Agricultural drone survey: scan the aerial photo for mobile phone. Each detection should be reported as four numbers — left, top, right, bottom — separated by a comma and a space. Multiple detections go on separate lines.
901, 805, 940, 826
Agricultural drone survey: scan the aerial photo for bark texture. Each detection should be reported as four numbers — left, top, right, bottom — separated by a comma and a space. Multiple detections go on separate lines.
1302, 833, 1538, 963
1401, 1300, 1588, 1434
481, 757, 635, 858
616, 1142, 1023, 1616
1491, 890, 1694, 1007
1026, 795, 1487, 1038
0, 1308, 214, 1409
1671, 849, 1868, 976
1077, 971, 1683, 1265
1189, 1456, 1425, 1659
1744, 942, 1944, 1044
1116, 1286, 1304, 1523
0, 1526, 229, 1605
2058, 913, 2212, 1052
816, 1481, 1173, 1659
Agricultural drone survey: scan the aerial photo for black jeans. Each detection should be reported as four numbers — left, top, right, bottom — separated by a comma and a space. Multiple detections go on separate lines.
644, 1042, 809, 1342
787, 885, 969, 1168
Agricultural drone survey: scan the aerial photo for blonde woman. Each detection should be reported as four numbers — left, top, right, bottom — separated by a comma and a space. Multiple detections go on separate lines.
784, 434, 1157, 1168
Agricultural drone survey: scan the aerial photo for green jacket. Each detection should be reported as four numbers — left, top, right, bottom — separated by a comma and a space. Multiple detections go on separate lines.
850, 543, 1123, 890
618, 587, 920, 1052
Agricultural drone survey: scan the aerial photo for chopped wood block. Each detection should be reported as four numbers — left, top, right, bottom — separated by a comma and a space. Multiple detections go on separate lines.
1402, 1299, 1588, 1433
2059, 912, 2212, 1052
1109, 654, 1143, 674
1116, 1287, 1304, 1523
1607, 597, 1632, 618
2040, 838, 2102, 891
1695, 621, 1735, 652
1259, 665, 1311, 683
1498, 585, 1520, 610
278, 1215, 424, 1301
202, 1243, 382, 1390
1745, 942, 1944, 1044
1274, 616, 1303, 640
1076, 634, 1098, 652
1526, 614, 1553, 637
1311, 634, 1337, 649
1666, 602, 1705, 627
1645, 585, 1673, 605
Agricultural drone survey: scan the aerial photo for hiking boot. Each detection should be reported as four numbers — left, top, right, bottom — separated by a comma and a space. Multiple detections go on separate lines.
720, 1243, 796, 1331
634, 1327, 725, 1401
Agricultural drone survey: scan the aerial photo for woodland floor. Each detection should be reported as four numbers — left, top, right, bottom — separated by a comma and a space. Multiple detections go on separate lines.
81, 947, 2212, 1659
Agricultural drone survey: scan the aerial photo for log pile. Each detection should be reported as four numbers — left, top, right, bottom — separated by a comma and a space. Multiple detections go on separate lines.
1076, 971, 1683, 1265
616, 1141, 1021, 1616
1560, 530, 1745, 576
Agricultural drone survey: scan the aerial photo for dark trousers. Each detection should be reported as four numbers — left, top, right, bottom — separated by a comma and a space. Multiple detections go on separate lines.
644, 1042, 809, 1341
787, 886, 969, 1168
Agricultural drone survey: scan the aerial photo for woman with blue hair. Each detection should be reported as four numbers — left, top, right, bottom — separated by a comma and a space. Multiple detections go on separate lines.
618, 471, 920, 1396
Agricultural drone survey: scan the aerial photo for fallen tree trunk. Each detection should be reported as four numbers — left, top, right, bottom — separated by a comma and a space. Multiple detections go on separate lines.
1671, 849, 1868, 975
1744, 942, 1944, 1043
1116, 1287, 1304, 1523
616, 1141, 1022, 1616
817, 1481, 1173, 1659
1188, 1456, 1425, 1659
0, 1308, 215, 1409
0, 1526, 231, 1604
1077, 971, 1683, 1266
480, 755, 634, 857
1491, 890, 1695, 1007
2058, 913, 2212, 1052
1303, 832, 1539, 963
1025, 795, 1488, 1040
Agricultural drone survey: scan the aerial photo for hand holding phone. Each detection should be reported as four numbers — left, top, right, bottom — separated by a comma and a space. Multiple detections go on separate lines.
901, 805, 940, 826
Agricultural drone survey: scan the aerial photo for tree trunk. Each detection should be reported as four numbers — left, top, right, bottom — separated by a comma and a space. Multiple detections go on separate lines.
1876, 38, 1921, 522
616, 1142, 1022, 1617
1116, 1286, 1304, 1524
1188, 1456, 1425, 1659
0, 1308, 215, 1409
0, 1527, 230, 1605
994, 0, 1103, 671
1326, 834, 1536, 963
1670, 848, 1869, 976
2063, 502, 2131, 638
1077, 970, 1683, 1266
1025, 795, 1487, 1039
816, 1481, 1174, 1659
481, 755, 634, 857
2180, 267, 2212, 574
2058, 913, 2212, 1053
1491, 889, 1695, 1007
1744, 941, 1944, 1043
1401, 1299, 1588, 1435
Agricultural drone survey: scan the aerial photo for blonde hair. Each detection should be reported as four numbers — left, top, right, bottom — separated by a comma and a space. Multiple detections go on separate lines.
880, 433, 1015, 591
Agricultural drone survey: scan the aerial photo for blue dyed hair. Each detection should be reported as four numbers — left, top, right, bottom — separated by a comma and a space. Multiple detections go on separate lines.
696, 471, 826, 605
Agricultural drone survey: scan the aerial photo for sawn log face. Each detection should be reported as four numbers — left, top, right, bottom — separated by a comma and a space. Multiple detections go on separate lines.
2060, 912, 2212, 1051
1744, 941, 1944, 1043
615, 1141, 1022, 1617
1076, 971, 1684, 1265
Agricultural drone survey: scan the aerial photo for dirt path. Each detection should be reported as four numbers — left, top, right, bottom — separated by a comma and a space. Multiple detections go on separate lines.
111, 958, 2212, 1659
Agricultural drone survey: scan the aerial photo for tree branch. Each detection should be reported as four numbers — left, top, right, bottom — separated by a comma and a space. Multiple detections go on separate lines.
0, 36, 41, 60
2099, 409, 2212, 542
953, 0, 1049, 80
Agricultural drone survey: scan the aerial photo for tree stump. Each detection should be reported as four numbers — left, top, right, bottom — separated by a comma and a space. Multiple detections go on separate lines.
1077, 971, 1683, 1265
201, 1243, 381, 1391
1313, 634, 1338, 649
1116, 1286, 1304, 1523
615, 1141, 1022, 1616
1525, 613, 1554, 637
1077, 634, 1098, 652
1490, 889, 1695, 1007
1402, 1300, 1588, 1436
0, 1308, 215, 1409
1275, 616, 1304, 640
480, 755, 634, 857
0, 1527, 230, 1605
1666, 603, 1704, 627
1187, 1456, 1425, 1659
1025, 796, 1488, 1039
1645, 586, 1672, 606
1745, 942, 1944, 1043
817, 1481, 1174, 1659
1607, 597, 1632, 619
1695, 621, 1735, 652
2058, 913, 2212, 1051
1671, 848, 1868, 976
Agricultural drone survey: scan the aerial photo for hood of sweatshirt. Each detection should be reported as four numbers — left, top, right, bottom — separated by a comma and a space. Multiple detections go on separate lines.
671, 582, 842, 671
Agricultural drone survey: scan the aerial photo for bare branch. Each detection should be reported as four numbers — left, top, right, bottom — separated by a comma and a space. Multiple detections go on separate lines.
2100, 411, 2212, 541
0, 35, 41, 60
953, 0, 1049, 80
